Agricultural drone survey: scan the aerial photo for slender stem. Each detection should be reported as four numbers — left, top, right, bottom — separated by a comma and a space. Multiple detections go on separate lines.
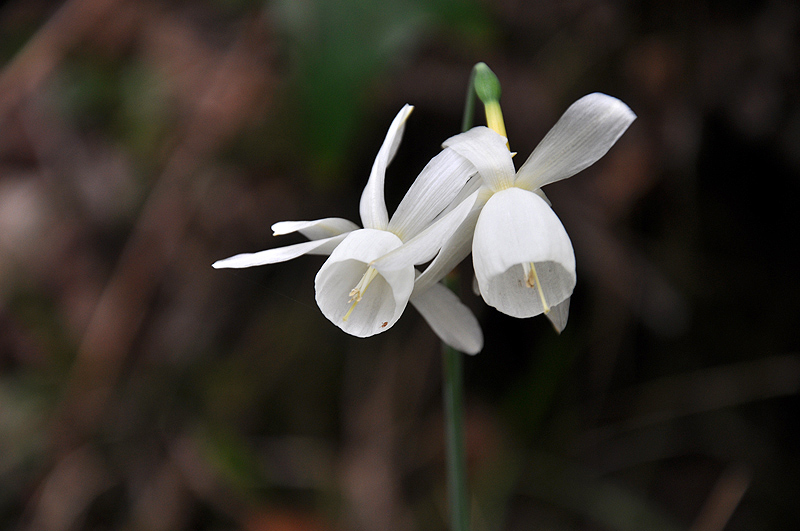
461, 66, 478, 134
439, 62, 486, 531
443, 342, 468, 531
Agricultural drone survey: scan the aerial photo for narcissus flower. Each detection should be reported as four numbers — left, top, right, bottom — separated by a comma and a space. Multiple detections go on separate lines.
213, 105, 484, 353
446, 93, 636, 330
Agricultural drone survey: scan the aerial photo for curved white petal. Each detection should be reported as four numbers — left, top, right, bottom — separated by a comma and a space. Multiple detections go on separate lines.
375, 190, 480, 272
360, 105, 414, 230
515, 93, 636, 191
212, 233, 348, 269
386, 108, 411, 165
315, 229, 414, 337
473, 188, 576, 318
272, 218, 360, 239
439, 173, 484, 217
442, 127, 515, 192
413, 189, 488, 293
387, 148, 475, 240
545, 297, 570, 333
410, 282, 483, 355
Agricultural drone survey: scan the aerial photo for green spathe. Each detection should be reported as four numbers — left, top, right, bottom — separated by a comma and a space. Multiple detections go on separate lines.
473, 62, 502, 104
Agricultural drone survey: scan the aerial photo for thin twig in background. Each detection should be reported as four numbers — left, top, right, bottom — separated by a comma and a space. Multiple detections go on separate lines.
690, 464, 750, 531
51, 11, 274, 444
0, 0, 121, 120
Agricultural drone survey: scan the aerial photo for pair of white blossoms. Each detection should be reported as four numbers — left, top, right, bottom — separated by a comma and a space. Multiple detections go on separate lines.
213, 93, 635, 354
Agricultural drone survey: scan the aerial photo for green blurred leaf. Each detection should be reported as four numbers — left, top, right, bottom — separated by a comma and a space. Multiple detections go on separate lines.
196, 423, 263, 495
272, 0, 492, 184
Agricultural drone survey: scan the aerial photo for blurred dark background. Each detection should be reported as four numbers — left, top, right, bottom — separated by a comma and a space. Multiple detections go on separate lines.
1, 0, 799, 530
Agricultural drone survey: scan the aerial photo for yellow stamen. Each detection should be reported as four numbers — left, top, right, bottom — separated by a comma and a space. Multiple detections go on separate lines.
484, 101, 509, 148
522, 262, 550, 314
343, 266, 379, 321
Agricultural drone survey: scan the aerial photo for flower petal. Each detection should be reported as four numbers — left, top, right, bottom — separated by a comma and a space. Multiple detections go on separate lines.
515, 93, 636, 191
545, 297, 570, 333
315, 229, 414, 337
473, 188, 576, 318
387, 148, 475, 239
442, 127, 515, 192
413, 188, 488, 293
212, 233, 348, 269
359, 105, 414, 230
440, 172, 484, 216
410, 281, 483, 355
375, 189, 480, 272
272, 218, 360, 239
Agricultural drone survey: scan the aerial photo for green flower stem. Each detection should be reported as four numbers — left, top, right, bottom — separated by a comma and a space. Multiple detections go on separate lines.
440, 62, 495, 531
461, 65, 478, 134
443, 341, 468, 531
442, 63, 505, 531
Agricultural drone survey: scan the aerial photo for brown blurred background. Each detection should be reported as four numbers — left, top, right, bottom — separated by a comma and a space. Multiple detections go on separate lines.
1, 0, 799, 530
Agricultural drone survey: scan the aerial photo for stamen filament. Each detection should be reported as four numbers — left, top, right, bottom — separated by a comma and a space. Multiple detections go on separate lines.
523, 262, 550, 314
343, 266, 379, 321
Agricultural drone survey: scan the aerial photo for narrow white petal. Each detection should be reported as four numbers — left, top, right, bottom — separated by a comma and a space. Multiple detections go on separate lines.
473, 188, 576, 318
212, 233, 348, 269
440, 173, 484, 216
387, 149, 475, 239
545, 297, 570, 333
442, 127, 515, 192
515, 93, 636, 191
375, 190, 480, 272
315, 229, 414, 337
410, 282, 483, 355
386, 108, 410, 164
359, 105, 414, 230
272, 218, 360, 239
413, 189, 488, 293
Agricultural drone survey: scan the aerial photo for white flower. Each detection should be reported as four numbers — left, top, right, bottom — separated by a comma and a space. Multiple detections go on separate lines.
447, 93, 636, 330
313, 106, 482, 346
376, 93, 635, 332
214, 105, 484, 353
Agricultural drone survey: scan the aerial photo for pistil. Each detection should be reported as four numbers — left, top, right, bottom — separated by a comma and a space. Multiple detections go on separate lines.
522, 262, 550, 314
343, 266, 379, 321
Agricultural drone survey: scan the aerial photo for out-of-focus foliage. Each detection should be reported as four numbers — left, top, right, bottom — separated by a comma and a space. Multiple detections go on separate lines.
1, 0, 799, 530
270, 0, 492, 183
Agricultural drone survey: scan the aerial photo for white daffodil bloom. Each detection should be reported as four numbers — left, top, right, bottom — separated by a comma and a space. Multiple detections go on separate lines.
448, 93, 636, 329
375, 93, 635, 332
314, 109, 482, 345
214, 105, 484, 353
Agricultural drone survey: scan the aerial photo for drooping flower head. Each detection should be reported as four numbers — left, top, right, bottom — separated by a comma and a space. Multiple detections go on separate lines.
311, 105, 485, 344
213, 105, 484, 353
445, 92, 636, 329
